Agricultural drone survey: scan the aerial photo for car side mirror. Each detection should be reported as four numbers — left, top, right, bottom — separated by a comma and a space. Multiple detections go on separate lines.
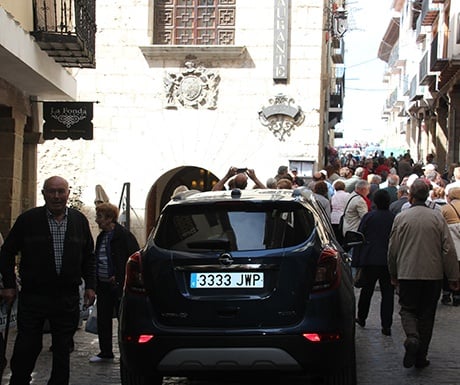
342, 231, 365, 252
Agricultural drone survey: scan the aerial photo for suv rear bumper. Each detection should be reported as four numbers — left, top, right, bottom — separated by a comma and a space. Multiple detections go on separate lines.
120, 333, 354, 377
159, 347, 300, 371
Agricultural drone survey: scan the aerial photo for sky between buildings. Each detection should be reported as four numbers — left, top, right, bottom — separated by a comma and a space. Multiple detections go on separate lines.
338, 0, 392, 147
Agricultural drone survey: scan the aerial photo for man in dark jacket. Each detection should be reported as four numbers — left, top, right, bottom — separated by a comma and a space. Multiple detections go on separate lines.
354, 189, 395, 336
89, 202, 139, 363
0, 176, 95, 385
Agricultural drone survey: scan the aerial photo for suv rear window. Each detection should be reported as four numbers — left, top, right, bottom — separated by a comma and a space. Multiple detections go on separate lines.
154, 202, 315, 252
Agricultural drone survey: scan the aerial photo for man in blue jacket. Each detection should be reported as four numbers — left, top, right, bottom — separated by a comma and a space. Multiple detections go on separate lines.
0, 176, 96, 385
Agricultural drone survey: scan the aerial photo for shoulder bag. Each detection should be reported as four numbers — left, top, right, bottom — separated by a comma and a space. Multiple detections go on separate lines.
338, 194, 360, 238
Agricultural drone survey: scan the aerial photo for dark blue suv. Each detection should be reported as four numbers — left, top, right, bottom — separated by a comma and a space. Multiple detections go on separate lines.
119, 188, 357, 385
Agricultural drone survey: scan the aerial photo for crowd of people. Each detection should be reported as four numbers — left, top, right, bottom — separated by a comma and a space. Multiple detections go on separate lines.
308, 152, 459, 370
213, 154, 460, 370
0, 154, 459, 381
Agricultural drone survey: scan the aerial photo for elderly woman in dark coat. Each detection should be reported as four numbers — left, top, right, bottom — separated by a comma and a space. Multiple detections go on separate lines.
353, 189, 396, 336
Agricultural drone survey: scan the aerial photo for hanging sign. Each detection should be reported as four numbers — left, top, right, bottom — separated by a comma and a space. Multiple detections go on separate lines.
273, 0, 289, 80
43, 102, 93, 140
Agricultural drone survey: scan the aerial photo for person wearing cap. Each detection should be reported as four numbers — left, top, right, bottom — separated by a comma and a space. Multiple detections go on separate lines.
388, 179, 459, 369
320, 169, 335, 198
291, 168, 304, 187
308, 170, 334, 198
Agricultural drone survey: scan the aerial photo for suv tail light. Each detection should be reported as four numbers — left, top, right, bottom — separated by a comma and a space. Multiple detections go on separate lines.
312, 247, 340, 292
124, 251, 146, 294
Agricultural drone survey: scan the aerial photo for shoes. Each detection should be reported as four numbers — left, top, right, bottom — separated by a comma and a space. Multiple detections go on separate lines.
403, 337, 419, 368
453, 298, 460, 307
381, 328, 391, 336
89, 353, 114, 363
415, 359, 430, 369
355, 318, 365, 328
441, 294, 451, 305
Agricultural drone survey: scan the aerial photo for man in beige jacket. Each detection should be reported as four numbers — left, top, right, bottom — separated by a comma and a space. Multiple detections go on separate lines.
440, 186, 460, 306
388, 179, 459, 369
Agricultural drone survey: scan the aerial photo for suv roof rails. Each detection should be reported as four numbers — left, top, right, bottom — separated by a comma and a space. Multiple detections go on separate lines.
172, 189, 200, 201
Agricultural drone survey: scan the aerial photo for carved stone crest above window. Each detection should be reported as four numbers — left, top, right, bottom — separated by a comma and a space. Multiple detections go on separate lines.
164, 59, 220, 109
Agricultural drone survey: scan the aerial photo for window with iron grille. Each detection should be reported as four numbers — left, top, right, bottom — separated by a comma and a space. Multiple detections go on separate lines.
154, 0, 236, 45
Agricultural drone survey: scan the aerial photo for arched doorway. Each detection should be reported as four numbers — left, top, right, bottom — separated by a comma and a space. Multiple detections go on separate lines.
145, 166, 218, 238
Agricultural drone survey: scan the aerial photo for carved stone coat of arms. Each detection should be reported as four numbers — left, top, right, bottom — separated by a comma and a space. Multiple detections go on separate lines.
164, 61, 220, 110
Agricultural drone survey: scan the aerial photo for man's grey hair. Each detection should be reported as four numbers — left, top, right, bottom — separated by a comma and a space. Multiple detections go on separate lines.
398, 185, 409, 196
355, 179, 369, 190
387, 174, 400, 186
266, 177, 277, 189
354, 167, 364, 177
453, 166, 460, 181
370, 174, 382, 184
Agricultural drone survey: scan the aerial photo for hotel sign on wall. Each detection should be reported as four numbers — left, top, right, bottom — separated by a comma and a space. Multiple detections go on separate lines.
273, 0, 289, 80
43, 102, 93, 140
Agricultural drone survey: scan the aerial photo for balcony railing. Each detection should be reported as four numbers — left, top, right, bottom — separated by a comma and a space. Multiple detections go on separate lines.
388, 42, 399, 68
410, 75, 424, 101
419, 51, 436, 85
31, 0, 96, 68
430, 33, 447, 71
420, 0, 439, 26
402, 74, 410, 96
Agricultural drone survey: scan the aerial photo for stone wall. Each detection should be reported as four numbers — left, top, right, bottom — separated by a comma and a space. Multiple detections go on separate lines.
37, 0, 326, 241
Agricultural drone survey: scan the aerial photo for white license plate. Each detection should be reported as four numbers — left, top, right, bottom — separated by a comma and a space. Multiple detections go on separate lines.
190, 272, 264, 289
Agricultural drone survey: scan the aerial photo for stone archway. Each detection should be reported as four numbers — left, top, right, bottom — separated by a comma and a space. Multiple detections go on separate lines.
145, 166, 218, 239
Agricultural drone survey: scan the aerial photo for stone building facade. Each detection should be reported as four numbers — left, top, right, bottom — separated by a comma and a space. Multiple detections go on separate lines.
379, 0, 460, 173
36, 0, 341, 242
1, 0, 347, 243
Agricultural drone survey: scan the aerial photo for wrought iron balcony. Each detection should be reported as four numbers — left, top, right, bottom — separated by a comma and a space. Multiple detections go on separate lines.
31, 0, 96, 68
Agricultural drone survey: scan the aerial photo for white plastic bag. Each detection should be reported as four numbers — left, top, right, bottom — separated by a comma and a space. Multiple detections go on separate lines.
85, 303, 98, 334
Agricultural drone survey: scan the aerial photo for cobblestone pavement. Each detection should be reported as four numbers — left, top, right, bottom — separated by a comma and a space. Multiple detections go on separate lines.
1, 289, 459, 385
